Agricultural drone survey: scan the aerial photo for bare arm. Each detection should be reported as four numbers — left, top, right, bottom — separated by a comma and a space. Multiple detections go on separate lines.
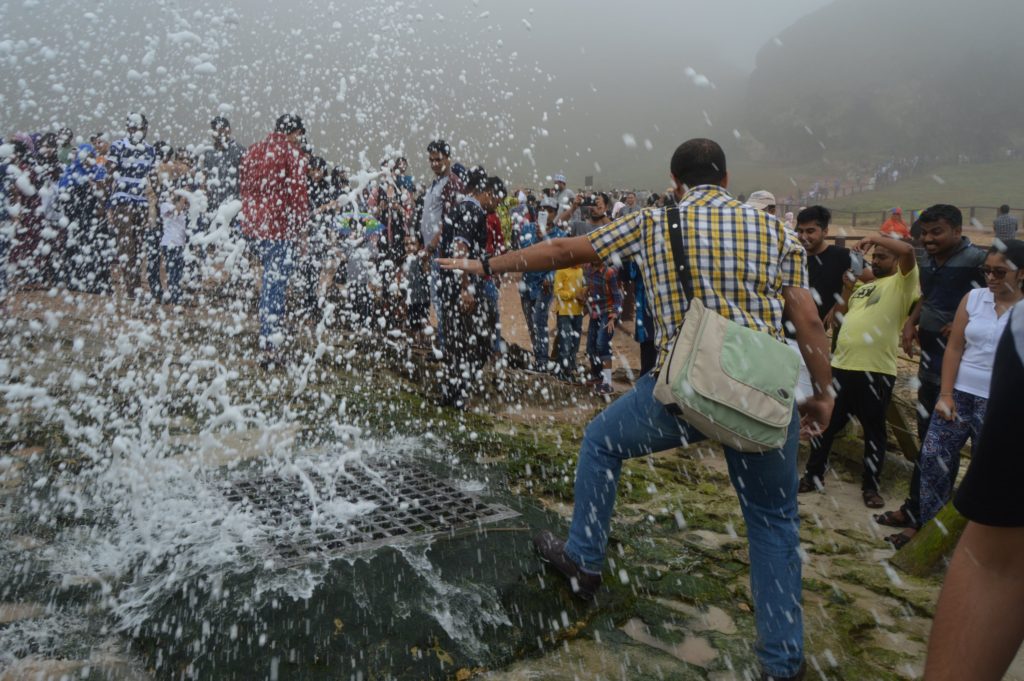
935, 294, 970, 419
902, 298, 923, 355
783, 286, 832, 397
438, 235, 601, 276
783, 285, 835, 435
855, 233, 917, 274
924, 522, 1024, 681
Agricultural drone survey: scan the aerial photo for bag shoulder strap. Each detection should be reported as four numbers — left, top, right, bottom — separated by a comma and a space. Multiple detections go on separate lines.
666, 206, 695, 302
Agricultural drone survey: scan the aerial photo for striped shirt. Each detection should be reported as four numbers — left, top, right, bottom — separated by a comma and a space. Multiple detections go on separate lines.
108, 138, 156, 205
587, 185, 806, 368
994, 213, 1019, 241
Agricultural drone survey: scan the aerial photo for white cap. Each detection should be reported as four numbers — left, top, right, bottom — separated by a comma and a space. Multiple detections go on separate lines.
746, 190, 776, 211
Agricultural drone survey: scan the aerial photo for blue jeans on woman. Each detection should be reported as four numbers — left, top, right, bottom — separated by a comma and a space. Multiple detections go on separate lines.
564, 373, 803, 678
256, 239, 295, 350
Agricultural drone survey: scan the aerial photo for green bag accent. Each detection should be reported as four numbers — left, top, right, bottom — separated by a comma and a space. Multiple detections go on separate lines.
652, 206, 800, 453
659, 299, 799, 452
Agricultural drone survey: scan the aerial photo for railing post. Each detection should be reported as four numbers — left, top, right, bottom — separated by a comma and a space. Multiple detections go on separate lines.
852, 212, 857, 227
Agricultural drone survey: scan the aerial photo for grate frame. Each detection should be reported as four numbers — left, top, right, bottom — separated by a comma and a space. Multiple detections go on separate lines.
219, 461, 519, 564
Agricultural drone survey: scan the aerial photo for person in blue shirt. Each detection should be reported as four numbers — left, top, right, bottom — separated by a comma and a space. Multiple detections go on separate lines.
518, 197, 563, 371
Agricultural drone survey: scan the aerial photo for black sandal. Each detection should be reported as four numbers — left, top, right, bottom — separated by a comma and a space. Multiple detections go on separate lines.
885, 530, 915, 550
873, 509, 915, 529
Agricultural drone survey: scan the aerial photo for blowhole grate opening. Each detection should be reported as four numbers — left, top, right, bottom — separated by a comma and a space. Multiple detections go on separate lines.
219, 461, 519, 562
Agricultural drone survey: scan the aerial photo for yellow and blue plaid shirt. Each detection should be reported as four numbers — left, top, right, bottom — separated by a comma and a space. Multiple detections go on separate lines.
587, 185, 807, 368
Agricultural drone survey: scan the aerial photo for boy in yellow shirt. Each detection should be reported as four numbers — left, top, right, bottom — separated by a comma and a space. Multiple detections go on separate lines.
553, 265, 586, 380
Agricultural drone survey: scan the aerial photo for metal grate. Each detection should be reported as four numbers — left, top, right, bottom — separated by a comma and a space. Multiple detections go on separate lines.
220, 461, 519, 563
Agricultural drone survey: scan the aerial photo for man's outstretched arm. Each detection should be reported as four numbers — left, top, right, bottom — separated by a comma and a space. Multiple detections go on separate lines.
437, 235, 601, 276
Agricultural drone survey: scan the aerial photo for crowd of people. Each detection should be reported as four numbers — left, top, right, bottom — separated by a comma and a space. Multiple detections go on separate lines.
3, 115, 1024, 680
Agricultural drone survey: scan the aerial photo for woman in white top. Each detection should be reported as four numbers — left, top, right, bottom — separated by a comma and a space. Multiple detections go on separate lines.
893, 241, 1024, 547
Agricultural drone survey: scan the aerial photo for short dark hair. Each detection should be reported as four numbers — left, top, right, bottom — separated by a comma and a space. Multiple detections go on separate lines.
274, 113, 305, 135
796, 205, 831, 229
918, 204, 963, 230
670, 138, 727, 188
210, 116, 230, 131
487, 176, 506, 199
465, 165, 489, 192
999, 204, 1010, 214
427, 139, 451, 157
126, 112, 148, 130
990, 239, 1024, 269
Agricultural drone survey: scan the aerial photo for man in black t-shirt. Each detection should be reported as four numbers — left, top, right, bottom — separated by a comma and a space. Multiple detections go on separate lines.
438, 168, 504, 408
794, 206, 855, 328
787, 206, 858, 401
924, 301, 1024, 681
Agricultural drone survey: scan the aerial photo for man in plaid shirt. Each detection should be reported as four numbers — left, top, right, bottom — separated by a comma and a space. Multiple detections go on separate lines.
439, 139, 833, 681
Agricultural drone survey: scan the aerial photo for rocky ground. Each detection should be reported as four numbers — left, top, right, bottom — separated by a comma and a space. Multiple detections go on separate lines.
1, 280, 1022, 681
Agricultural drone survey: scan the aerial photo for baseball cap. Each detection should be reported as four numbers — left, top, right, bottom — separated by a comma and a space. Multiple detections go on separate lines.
275, 113, 305, 135
747, 190, 776, 211
553, 173, 566, 184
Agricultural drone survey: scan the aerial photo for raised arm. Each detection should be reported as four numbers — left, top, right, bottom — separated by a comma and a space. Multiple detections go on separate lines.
855, 233, 917, 275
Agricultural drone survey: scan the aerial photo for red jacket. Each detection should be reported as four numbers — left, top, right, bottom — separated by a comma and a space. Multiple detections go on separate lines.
239, 132, 309, 240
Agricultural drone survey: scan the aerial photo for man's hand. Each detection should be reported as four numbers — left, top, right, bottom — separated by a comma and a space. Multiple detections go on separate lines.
940, 322, 953, 339
901, 320, 918, 356
437, 258, 484, 276
799, 393, 835, 439
459, 290, 476, 314
822, 305, 838, 331
605, 314, 617, 335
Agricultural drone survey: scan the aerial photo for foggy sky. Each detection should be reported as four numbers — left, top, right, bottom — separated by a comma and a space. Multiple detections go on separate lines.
1, 0, 833, 188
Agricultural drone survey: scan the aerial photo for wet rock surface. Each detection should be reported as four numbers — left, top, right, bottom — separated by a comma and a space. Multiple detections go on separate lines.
2, 289, 1024, 680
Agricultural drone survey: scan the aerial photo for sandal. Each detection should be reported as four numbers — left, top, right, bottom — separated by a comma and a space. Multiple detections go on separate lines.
885, 530, 915, 550
862, 490, 885, 509
873, 509, 916, 529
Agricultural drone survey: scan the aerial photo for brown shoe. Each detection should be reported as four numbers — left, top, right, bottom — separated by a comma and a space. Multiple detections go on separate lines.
532, 530, 602, 599
797, 474, 823, 494
762, 660, 806, 681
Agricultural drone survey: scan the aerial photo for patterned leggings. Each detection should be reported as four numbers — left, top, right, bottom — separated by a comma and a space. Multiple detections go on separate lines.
919, 389, 987, 524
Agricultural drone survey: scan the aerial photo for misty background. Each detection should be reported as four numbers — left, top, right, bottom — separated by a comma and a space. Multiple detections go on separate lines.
1, 0, 1022, 191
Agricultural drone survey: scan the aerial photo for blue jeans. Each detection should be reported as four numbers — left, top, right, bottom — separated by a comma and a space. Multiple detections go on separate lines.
565, 373, 803, 677
256, 239, 295, 350
555, 314, 583, 376
586, 314, 614, 379
521, 291, 552, 367
162, 246, 185, 304
483, 278, 504, 353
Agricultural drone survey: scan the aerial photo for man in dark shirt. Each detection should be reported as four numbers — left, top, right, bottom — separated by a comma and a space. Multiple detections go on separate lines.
877, 205, 985, 531
439, 168, 504, 408
794, 205, 853, 326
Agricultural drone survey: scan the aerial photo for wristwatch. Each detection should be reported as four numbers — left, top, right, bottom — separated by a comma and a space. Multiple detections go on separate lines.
480, 254, 493, 276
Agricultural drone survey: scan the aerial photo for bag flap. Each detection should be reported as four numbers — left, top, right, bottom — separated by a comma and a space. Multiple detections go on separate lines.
681, 308, 798, 427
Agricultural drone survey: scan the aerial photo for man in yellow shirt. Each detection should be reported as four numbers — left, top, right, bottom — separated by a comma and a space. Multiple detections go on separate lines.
553, 265, 586, 379
800, 233, 919, 508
